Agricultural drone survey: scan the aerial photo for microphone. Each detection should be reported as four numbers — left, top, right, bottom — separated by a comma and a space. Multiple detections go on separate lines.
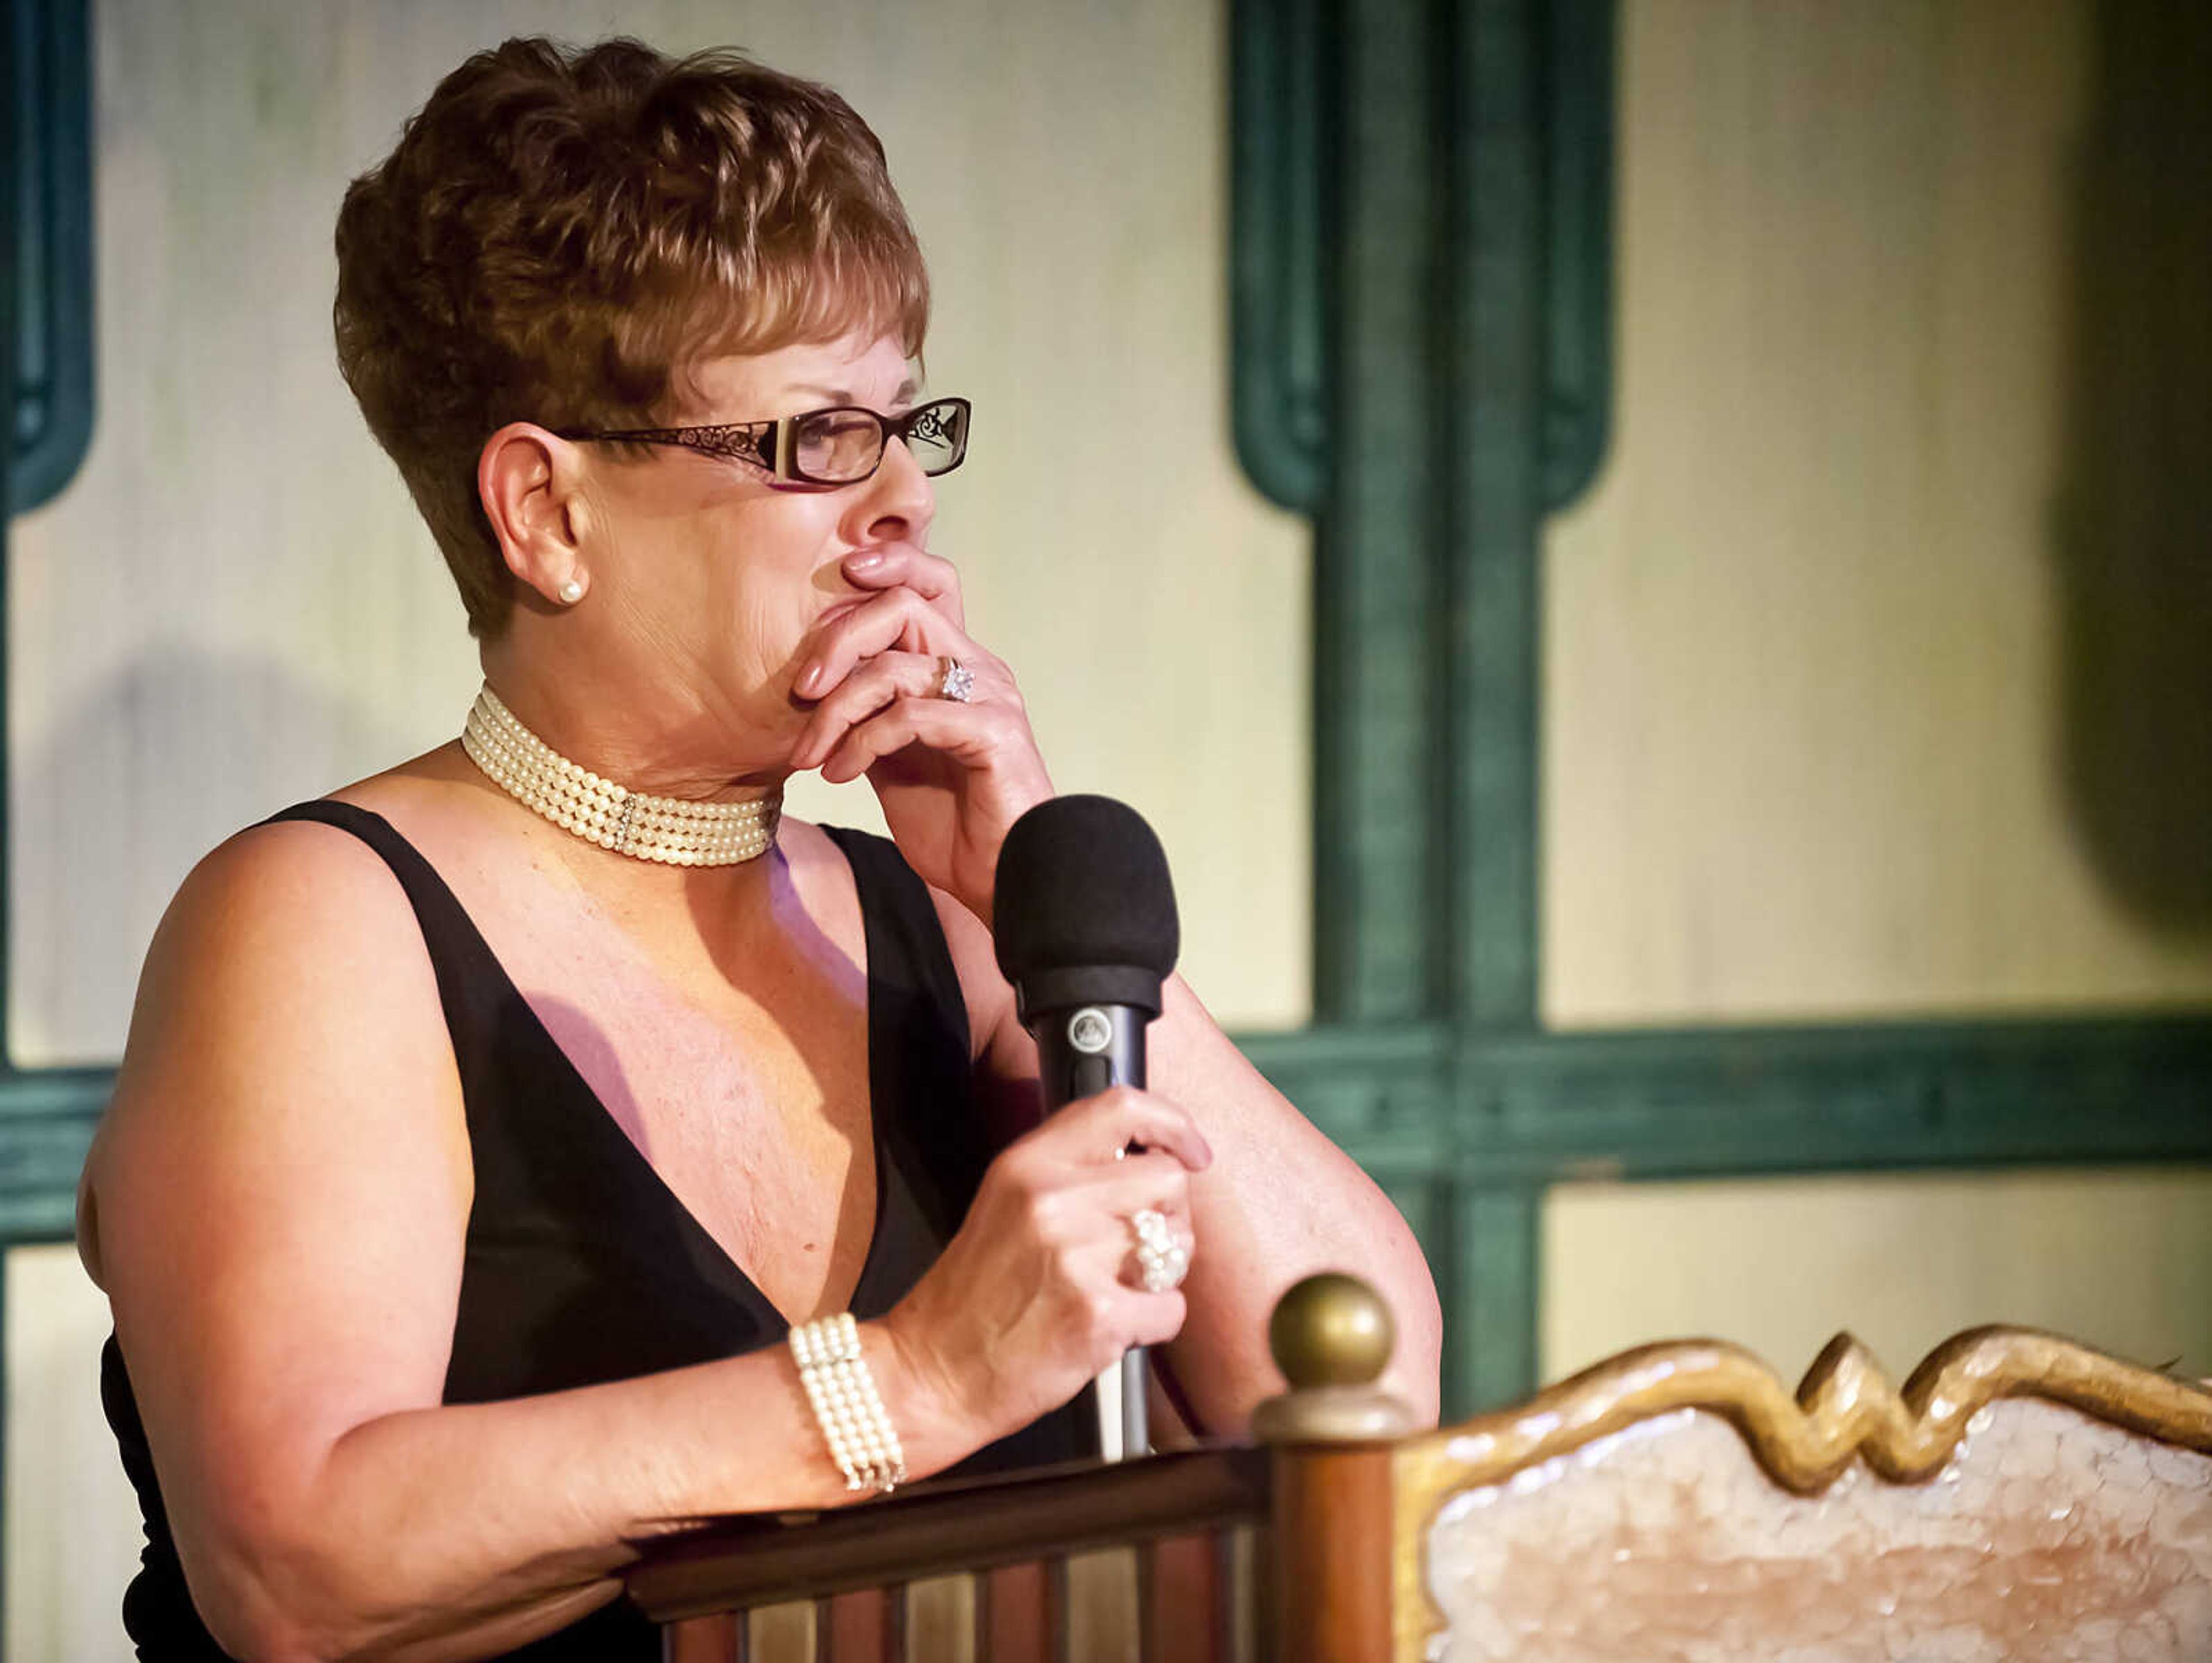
993, 795, 1179, 1459
994, 794, 1180, 1114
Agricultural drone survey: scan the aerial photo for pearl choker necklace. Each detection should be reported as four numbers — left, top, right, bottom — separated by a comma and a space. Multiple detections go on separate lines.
461, 685, 781, 866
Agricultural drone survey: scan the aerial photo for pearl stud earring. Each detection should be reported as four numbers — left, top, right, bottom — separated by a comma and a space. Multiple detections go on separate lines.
558, 579, 585, 605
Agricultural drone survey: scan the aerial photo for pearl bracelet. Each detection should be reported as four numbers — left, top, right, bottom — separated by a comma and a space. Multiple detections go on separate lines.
788, 1313, 907, 1495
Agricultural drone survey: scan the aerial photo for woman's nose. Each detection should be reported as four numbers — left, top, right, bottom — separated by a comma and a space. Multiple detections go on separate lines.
849, 437, 936, 546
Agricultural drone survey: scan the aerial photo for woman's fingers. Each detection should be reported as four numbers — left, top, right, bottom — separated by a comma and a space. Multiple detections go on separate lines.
790, 651, 942, 770
1056, 1151, 1195, 1228
1020, 1087, 1214, 1176
1114, 1287, 1190, 1350
884, 1089, 1205, 1437
816, 695, 1024, 785
1087, 1087, 1215, 1174
794, 586, 972, 701
842, 543, 965, 631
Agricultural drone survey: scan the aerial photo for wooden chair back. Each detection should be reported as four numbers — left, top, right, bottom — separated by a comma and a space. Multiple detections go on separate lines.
628, 1444, 1273, 1662
623, 1278, 2212, 1661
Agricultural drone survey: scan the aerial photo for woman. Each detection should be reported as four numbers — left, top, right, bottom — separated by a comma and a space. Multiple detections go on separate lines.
78, 36, 1440, 1663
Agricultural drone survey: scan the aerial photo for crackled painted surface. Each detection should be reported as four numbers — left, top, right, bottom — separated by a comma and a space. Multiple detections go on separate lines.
1424, 1400, 2212, 1661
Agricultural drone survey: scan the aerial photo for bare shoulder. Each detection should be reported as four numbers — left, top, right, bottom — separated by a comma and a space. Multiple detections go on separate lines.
122, 811, 445, 1067
85, 800, 480, 1544
85, 810, 467, 1281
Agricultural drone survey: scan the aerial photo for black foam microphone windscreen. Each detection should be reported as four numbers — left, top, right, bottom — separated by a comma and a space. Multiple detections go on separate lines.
994, 795, 1180, 1022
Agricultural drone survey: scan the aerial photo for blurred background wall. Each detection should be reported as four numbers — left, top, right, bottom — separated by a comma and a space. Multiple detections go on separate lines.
6, 0, 2209, 1656
1534, 0, 2212, 1381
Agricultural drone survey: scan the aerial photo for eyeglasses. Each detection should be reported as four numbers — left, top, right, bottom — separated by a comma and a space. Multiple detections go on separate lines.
557, 396, 971, 487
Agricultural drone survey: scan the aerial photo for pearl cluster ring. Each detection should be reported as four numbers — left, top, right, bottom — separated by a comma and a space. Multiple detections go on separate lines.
1128, 1207, 1191, 1294
788, 1313, 907, 1495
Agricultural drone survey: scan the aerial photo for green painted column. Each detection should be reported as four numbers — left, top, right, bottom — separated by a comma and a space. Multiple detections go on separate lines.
1316, 0, 1452, 1029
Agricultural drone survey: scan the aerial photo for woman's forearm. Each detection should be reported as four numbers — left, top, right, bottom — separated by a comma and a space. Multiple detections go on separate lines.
1147, 976, 1444, 1435
187, 1324, 963, 1663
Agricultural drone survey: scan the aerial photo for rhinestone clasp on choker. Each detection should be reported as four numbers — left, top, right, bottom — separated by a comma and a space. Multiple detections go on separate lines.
460, 684, 781, 866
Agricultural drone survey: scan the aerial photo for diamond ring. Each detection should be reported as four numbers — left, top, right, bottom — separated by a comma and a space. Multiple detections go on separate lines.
1127, 1207, 1190, 1294
937, 657, 976, 703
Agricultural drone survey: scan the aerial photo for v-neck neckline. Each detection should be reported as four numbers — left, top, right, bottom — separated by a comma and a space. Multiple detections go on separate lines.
328, 804, 895, 1336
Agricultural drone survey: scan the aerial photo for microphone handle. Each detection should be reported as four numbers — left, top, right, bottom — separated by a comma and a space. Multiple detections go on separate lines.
1027, 999, 1153, 1461
1031, 1002, 1149, 1115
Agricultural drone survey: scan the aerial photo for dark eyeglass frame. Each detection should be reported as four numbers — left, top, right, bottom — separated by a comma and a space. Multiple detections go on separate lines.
556, 396, 971, 487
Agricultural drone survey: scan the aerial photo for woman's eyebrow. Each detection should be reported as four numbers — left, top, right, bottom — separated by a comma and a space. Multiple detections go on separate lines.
785, 378, 922, 407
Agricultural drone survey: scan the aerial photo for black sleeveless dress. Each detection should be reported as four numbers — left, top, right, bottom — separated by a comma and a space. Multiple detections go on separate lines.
100, 801, 1092, 1661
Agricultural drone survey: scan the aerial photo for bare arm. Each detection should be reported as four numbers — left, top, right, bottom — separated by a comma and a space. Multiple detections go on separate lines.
1142, 973, 1442, 1431
89, 825, 1200, 1663
938, 898, 1444, 1438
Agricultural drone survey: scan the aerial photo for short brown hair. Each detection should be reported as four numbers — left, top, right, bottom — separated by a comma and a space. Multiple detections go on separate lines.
334, 37, 930, 637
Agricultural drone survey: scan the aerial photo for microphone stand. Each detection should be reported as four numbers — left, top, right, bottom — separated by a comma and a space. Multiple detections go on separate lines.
1097, 1348, 1148, 1461
1073, 1049, 1149, 1463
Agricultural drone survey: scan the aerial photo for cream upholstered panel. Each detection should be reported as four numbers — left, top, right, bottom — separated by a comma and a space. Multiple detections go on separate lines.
1423, 1401, 2212, 1661
6, 0, 1310, 1070
4, 2, 1301, 1654
1543, 0, 2212, 1025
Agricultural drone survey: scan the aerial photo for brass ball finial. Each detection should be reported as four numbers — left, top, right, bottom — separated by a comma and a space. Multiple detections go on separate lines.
1269, 1272, 1396, 1391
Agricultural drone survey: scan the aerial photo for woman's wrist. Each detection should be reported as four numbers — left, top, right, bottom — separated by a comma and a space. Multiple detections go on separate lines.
859, 1314, 982, 1482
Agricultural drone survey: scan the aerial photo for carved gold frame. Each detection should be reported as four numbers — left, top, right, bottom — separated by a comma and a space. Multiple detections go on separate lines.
1388, 1327, 2212, 1663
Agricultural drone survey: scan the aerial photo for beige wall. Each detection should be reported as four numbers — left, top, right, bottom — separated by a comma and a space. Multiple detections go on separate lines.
7, 0, 1312, 1070
4, 1247, 145, 1663
5, 2, 1308, 1654
1543, 0, 2212, 1027
1543, 1168, 2212, 1385
1540, 0, 2211, 1411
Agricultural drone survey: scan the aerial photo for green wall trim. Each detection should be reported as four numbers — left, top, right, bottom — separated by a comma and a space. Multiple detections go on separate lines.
1243, 1014, 2212, 1176
1449, 0, 1545, 1029
0, 1068, 108, 1241
1243, 1012, 2212, 1406
1229, 0, 1331, 514
6, 0, 94, 514
1452, 1187, 1539, 1414
1313, 0, 1453, 1026
1230, 0, 1615, 521
1242, 0, 1617, 1032
1537, 0, 1615, 510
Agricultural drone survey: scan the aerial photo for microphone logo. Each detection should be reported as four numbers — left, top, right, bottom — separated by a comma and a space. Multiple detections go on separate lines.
1066, 1007, 1113, 1054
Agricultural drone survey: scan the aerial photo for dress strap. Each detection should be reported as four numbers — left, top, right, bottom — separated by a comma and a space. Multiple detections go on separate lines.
820, 828, 994, 1238
257, 800, 510, 1072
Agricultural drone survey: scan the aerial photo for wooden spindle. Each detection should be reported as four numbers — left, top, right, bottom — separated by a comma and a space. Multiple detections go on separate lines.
1142, 1532, 1225, 1663
1252, 1274, 1414, 1663
664, 1611, 745, 1663
820, 1585, 902, 1662
978, 1558, 1058, 1663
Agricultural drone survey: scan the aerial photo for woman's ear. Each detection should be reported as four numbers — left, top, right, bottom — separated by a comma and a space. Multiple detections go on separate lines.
478, 423, 593, 606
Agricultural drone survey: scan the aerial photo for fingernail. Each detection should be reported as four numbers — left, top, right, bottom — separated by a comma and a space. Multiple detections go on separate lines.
798, 662, 824, 695
846, 548, 887, 574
